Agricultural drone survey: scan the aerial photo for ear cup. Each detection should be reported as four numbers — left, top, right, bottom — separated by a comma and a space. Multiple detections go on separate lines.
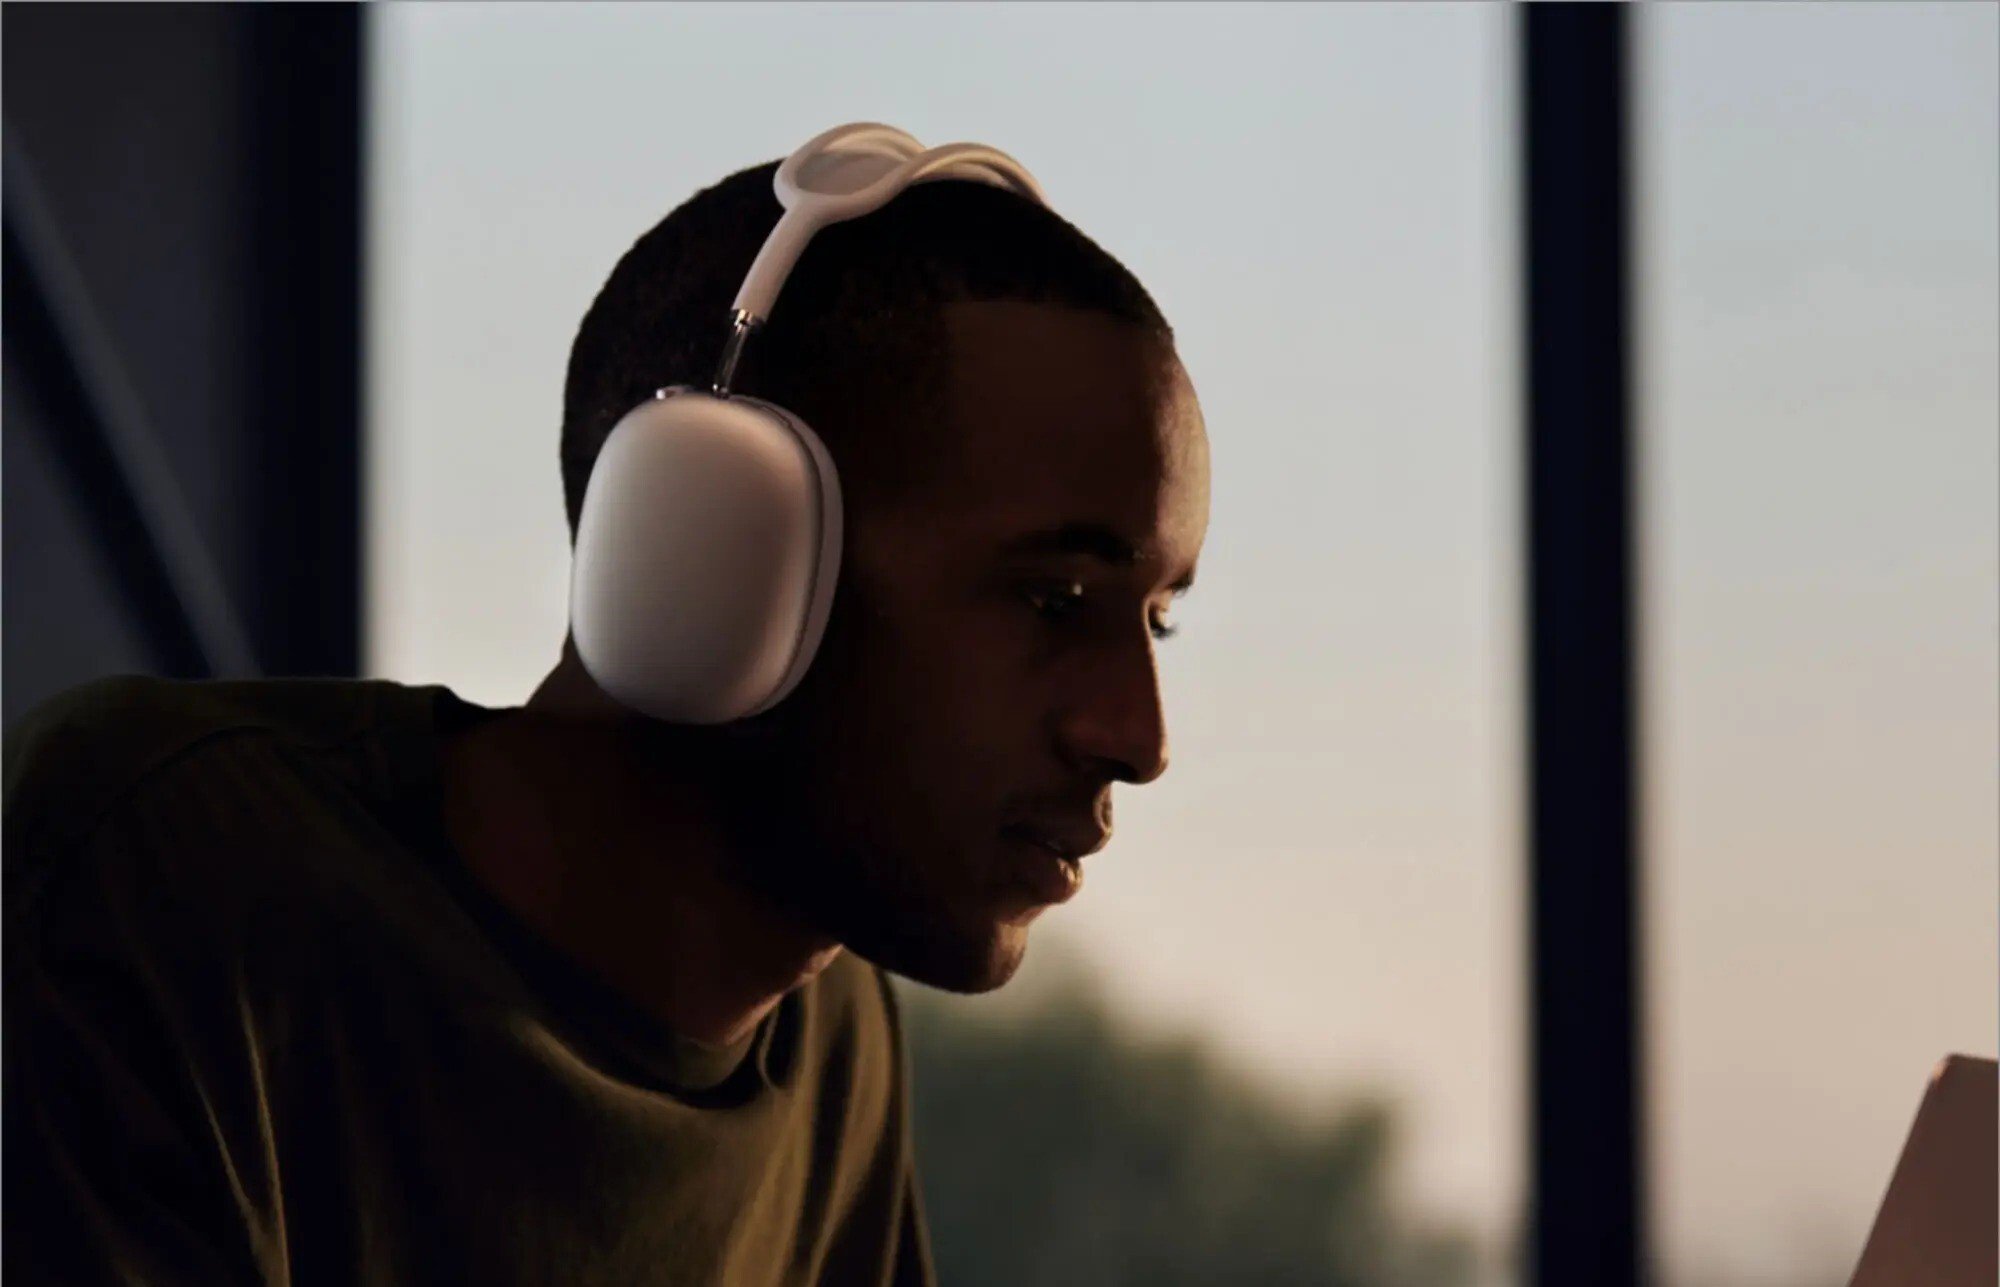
570, 388, 843, 723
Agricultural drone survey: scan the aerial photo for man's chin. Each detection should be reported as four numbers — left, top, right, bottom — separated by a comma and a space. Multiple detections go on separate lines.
849, 916, 1033, 996
741, 827, 1042, 994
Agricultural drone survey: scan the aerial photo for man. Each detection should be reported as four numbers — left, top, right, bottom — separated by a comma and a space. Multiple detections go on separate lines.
5, 153, 1210, 1285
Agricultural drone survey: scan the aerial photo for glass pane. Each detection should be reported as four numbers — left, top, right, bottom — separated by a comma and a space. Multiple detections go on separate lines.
369, 5, 1523, 1282
1638, 7, 1999, 1284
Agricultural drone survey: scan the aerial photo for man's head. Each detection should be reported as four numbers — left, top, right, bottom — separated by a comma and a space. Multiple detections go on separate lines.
561, 161, 1210, 994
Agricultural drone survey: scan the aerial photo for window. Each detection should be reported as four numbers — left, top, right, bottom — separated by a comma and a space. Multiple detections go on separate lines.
1637, 7, 1999, 1282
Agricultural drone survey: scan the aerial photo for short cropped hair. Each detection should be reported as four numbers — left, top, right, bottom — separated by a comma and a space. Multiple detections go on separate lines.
560, 158, 1175, 536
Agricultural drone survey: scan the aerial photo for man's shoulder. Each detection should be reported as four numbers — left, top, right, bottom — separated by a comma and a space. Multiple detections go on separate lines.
5, 673, 428, 855
4, 674, 470, 986
2, 674, 450, 946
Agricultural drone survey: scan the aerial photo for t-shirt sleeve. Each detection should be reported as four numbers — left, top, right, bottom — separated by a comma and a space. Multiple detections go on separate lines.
5, 714, 290, 1285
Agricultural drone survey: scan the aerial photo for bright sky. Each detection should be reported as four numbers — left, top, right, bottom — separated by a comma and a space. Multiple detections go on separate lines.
365, 5, 1997, 1283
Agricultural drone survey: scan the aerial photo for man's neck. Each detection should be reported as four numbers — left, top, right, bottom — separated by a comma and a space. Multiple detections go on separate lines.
437, 658, 843, 1049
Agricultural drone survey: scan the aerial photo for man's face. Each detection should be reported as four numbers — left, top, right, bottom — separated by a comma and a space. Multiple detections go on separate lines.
741, 300, 1210, 993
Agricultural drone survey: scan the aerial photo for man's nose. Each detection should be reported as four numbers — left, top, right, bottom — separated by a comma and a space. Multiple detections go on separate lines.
1054, 628, 1171, 786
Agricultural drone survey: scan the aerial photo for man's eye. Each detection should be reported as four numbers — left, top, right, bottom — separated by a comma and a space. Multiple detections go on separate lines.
1025, 582, 1086, 622
1024, 583, 1181, 642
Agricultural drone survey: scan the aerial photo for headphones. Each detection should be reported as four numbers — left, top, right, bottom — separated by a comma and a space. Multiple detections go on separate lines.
569, 122, 1050, 724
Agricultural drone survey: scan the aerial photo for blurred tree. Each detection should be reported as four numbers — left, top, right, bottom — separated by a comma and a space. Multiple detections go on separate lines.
898, 950, 1478, 1287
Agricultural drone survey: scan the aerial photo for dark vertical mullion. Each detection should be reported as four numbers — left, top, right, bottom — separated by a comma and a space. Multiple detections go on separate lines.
245, 5, 364, 677
1521, 6, 1647, 1286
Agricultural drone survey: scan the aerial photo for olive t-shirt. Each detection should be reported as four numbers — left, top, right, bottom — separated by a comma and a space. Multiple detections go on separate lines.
3, 675, 936, 1286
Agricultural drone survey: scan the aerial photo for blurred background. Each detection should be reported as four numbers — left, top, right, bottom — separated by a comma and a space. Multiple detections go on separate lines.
4, 4, 1994, 1285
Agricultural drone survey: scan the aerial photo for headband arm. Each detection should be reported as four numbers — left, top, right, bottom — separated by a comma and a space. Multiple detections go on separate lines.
710, 125, 1047, 397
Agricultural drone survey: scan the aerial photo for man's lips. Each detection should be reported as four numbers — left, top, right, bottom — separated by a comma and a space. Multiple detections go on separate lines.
999, 827, 1086, 906
999, 822, 1109, 863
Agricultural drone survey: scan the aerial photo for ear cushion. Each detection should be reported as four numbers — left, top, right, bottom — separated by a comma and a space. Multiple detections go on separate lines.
570, 389, 843, 724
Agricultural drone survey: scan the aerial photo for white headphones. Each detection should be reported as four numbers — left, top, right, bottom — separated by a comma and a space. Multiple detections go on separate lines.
569, 123, 1050, 724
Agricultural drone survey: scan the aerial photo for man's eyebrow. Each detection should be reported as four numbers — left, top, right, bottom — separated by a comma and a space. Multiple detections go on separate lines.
1000, 522, 1197, 592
